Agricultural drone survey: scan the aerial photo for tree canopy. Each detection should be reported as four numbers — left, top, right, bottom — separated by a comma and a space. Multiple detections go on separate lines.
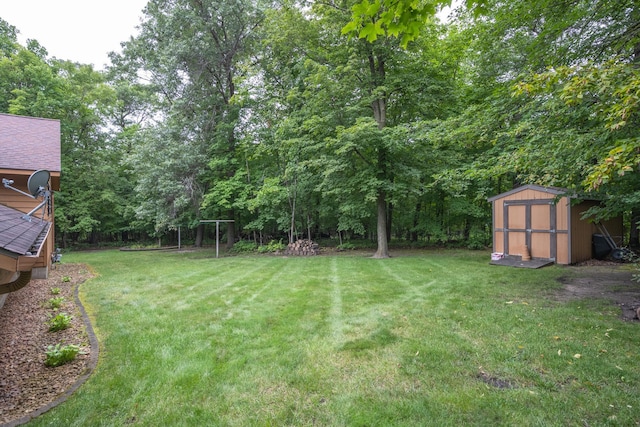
1, 0, 638, 251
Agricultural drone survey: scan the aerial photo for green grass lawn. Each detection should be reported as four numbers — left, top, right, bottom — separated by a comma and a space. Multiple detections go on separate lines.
30, 249, 639, 426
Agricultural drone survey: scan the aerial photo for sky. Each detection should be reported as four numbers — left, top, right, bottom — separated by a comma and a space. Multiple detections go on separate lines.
1, 0, 148, 69
1, 1, 457, 70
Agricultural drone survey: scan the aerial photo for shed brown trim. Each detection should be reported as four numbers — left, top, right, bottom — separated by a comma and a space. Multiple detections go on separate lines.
487, 184, 568, 202
501, 198, 563, 261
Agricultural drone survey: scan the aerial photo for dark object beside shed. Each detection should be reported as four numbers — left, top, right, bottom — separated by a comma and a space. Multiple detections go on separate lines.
592, 234, 611, 260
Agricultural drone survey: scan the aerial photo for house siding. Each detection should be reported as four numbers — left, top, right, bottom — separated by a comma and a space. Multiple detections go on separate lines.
1, 114, 61, 279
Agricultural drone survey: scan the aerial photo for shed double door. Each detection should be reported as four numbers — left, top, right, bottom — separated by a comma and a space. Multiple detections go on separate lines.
503, 200, 556, 261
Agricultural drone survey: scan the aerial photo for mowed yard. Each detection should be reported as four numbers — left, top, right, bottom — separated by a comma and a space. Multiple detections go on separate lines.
30, 249, 639, 426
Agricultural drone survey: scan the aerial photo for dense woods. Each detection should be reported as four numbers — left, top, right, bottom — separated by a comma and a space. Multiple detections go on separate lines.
1, 0, 639, 254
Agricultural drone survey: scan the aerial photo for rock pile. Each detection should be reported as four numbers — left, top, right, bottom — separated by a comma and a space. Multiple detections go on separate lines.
285, 239, 319, 256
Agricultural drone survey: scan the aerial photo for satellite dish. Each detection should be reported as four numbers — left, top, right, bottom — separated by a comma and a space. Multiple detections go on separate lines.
1, 169, 52, 222
27, 169, 50, 197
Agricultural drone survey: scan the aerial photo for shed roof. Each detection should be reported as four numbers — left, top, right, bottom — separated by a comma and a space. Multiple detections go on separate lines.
487, 185, 570, 202
0, 204, 50, 257
0, 113, 61, 173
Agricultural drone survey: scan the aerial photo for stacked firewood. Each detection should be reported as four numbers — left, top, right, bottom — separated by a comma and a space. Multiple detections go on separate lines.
285, 239, 319, 256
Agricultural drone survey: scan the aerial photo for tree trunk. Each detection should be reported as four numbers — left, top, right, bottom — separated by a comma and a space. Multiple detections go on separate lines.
290, 195, 296, 244
630, 209, 640, 248
368, 47, 390, 258
373, 190, 390, 258
411, 201, 422, 242
226, 216, 235, 249
464, 218, 471, 241
195, 223, 204, 247
386, 201, 393, 245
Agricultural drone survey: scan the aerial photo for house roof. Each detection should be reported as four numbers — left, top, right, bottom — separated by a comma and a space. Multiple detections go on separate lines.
0, 113, 61, 173
0, 203, 50, 257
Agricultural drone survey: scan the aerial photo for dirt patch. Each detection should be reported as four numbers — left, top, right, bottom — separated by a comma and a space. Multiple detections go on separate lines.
0, 264, 95, 426
477, 369, 517, 389
554, 260, 640, 321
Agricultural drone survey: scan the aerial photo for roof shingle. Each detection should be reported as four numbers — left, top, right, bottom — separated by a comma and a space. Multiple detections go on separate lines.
0, 114, 61, 172
0, 204, 50, 256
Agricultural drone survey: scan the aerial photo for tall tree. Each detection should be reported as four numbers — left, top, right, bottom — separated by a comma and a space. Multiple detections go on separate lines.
314, 1, 463, 257
118, 0, 264, 246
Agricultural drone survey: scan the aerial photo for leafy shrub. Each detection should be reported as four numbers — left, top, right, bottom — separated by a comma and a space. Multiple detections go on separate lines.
231, 240, 258, 253
467, 236, 488, 250
257, 240, 286, 253
46, 296, 65, 310
62, 276, 71, 283
44, 343, 81, 367
48, 313, 73, 332
406, 240, 429, 249
50, 287, 61, 295
336, 242, 356, 251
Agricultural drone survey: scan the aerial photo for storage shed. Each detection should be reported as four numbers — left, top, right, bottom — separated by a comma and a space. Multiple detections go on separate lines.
487, 185, 623, 265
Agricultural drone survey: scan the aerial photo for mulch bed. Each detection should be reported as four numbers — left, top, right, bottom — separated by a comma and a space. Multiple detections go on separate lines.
0, 264, 95, 426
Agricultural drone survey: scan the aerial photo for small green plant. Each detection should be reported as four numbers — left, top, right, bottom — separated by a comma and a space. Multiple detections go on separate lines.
620, 250, 640, 283
633, 262, 640, 283
61, 276, 71, 283
46, 296, 65, 310
44, 343, 81, 367
47, 312, 73, 332
50, 287, 61, 295
257, 239, 286, 253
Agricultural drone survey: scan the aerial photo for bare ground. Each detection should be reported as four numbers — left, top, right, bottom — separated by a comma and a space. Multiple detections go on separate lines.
554, 260, 640, 321
0, 258, 638, 426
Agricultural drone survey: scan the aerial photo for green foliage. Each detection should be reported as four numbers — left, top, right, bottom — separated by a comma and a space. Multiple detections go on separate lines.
0, 18, 20, 56
115, 0, 265, 239
633, 263, 640, 283
44, 343, 81, 367
336, 242, 357, 251
128, 123, 209, 234
466, 234, 489, 250
257, 239, 286, 253
230, 240, 258, 253
50, 287, 61, 295
47, 313, 73, 332
342, 0, 487, 47
5, 0, 638, 250
46, 297, 65, 310
514, 59, 640, 193
61, 276, 71, 283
